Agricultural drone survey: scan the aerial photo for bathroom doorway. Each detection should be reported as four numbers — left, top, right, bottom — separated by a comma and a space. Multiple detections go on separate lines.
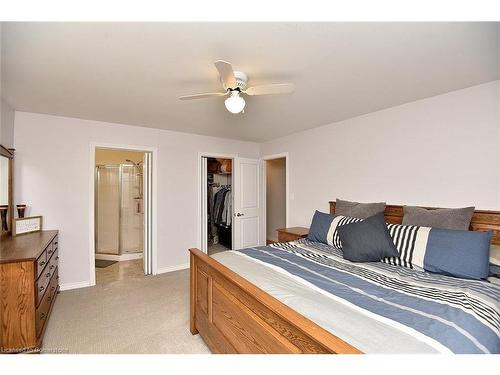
93, 147, 153, 284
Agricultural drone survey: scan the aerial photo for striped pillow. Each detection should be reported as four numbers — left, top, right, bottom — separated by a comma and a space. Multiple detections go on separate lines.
322, 214, 491, 279
327, 215, 363, 248
382, 223, 431, 270
307, 211, 362, 245
326, 215, 430, 270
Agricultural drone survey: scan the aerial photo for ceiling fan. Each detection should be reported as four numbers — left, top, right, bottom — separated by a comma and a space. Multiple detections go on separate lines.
179, 60, 294, 114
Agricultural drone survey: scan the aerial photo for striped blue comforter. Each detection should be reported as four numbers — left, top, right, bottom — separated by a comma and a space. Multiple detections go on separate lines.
237, 239, 500, 354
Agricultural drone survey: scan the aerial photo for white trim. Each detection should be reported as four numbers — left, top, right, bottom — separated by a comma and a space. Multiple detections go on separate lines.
157, 263, 189, 274
60, 281, 92, 291
261, 152, 289, 244
95, 252, 143, 261
197, 152, 237, 253
89, 142, 159, 288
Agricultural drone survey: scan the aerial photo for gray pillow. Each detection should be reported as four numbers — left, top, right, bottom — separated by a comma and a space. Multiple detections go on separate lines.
338, 212, 399, 262
402, 206, 475, 230
336, 198, 386, 219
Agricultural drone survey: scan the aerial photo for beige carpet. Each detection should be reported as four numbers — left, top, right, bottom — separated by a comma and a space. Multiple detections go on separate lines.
208, 243, 231, 256
42, 269, 211, 354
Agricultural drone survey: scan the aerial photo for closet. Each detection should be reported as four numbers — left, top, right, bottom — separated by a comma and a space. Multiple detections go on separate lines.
206, 158, 232, 255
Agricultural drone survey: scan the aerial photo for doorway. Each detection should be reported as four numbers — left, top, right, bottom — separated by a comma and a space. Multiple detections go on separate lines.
200, 154, 262, 254
203, 157, 233, 256
92, 147, 154, 284
263, 154, 288, 244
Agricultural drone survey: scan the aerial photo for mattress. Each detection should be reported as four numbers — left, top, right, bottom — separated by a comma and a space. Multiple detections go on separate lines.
212, 239, 500, 354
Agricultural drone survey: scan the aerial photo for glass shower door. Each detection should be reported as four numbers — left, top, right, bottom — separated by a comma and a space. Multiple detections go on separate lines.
120, 165, 144, 254
96, 166, 120, 254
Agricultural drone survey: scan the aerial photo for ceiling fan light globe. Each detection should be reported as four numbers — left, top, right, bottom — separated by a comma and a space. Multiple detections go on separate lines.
224, 92, 246, 114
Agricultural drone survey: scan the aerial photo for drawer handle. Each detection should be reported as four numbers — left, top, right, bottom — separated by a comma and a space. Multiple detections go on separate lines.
49, 265, 55, 270
39, 285, 45, 292
39, 261, 46, 267
46, 272, 51, 278
40, 312, 46, 320
55, 256, 59, 261
54, 241, 58, 245
51, 286, 56, 291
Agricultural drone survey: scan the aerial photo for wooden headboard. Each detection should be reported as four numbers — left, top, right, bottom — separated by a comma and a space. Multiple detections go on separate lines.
329, 201, 500, 246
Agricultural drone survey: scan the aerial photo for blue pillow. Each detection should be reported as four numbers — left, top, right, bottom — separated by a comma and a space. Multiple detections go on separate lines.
307, 211, 335, 244
382, 223, 492, 279
424, 229, 491, 280
308, 210, 364, 246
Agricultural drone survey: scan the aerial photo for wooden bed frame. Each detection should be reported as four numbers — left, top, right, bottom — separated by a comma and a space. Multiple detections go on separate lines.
190, 201, 500, 354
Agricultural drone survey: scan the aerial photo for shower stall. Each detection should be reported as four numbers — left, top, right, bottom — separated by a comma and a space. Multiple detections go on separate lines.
95, 163, 144, 258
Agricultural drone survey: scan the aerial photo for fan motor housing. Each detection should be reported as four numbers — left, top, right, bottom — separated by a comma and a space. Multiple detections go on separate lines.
232, 71, 249, 91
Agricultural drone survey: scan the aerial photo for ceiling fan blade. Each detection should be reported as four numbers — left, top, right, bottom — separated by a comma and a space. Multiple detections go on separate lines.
214, 60, 237, 90
179, 92, 228, 100
244, 83, 294, 96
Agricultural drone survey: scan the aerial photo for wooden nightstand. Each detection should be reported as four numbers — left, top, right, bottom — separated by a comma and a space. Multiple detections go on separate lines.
277, 227, 309, 242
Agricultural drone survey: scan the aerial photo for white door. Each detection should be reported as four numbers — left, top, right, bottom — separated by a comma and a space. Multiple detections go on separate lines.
143, 152, 153, 275
201, 157, 208, 253
233, 158, 261, 249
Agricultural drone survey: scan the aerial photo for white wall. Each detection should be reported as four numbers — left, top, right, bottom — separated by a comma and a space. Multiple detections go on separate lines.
11, 80, 500, 289
266, 158, 286, 242
13, 112, 259, 288
261, 81, 500, 227
0, 23, 15, 148
0, 98, 15, 147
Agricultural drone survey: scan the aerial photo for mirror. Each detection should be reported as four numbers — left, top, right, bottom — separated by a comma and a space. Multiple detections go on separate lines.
0, 145, 13, 237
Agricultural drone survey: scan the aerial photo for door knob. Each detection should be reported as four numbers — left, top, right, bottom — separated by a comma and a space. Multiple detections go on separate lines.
235, 213, 244, 217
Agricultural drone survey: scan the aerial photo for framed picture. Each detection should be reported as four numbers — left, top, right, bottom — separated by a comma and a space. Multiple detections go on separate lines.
13, 216, 43, 236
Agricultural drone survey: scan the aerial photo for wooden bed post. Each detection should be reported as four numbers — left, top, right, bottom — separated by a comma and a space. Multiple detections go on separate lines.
190, 251, 199, 335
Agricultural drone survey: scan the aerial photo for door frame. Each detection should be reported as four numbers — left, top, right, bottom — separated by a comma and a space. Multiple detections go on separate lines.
261, 152, 289, 244
198, 152, 237, 254
89, 142, 158, 286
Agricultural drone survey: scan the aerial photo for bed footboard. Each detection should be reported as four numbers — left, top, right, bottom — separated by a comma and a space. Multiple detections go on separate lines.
189, 248, 361, 354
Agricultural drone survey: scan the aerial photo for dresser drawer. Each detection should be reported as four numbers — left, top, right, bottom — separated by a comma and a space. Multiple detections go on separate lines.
278, 232, 302, 242
36, 285, 51, 337
277, 227, 309, 243
47, 267, 58, 304
47, 248, 58, 277
36, 267, 52, 305
47, 240, 56, 258
35, 250, 48, 279
50, 267, 59, 293
35, 268, 58, 338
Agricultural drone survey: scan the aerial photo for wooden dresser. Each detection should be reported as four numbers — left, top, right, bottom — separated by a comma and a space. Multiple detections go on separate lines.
0, 230, 59, 353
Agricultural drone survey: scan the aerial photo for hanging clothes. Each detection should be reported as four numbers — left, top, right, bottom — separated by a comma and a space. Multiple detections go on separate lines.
213, 186, 232, 227
222, 189, 232, 226
207, 184, 218, 243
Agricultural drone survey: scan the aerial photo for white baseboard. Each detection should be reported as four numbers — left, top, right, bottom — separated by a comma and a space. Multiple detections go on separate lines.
60, 263, 188, 290
156, 263, 189, 275
95, 253, 143, 261
60, 280, 92, 291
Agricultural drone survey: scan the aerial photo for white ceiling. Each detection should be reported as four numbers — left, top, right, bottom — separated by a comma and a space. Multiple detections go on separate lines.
2, 22, 499, 142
